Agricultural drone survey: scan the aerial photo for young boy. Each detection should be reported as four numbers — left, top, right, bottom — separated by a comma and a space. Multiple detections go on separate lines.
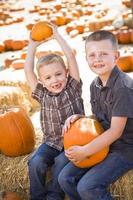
58, 30, 133, 200
24, 24, 84, 200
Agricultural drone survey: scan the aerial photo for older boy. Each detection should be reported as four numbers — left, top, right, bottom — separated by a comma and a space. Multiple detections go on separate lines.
58, 30, 133, 200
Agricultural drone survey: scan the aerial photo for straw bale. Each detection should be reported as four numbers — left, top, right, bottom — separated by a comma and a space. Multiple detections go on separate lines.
0, 86, 31, 113
0, 127, 133, 200
110, 170, 133, 200
0, 68, 39, 112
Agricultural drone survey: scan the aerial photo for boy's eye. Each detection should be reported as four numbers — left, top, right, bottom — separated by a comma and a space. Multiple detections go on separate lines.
101, 52, 108, 56
45, 76, 51, 80
56, 72, 62, 76
88, 54, 95, 58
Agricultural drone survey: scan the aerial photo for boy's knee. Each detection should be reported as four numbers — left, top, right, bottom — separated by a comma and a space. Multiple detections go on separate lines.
54, 152, 68, 168
58, 170, 67, 187
77, 182, 106, 200
77, 181, 88, 197
28, 155, 47, 172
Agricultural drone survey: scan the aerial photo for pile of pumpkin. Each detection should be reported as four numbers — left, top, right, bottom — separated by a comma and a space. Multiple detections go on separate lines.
0, 39, 28, 53
0, 1, 24, 26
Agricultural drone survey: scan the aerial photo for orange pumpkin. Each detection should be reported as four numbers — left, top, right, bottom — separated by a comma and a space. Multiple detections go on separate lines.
4, 39, 13, 51
31, 21, 53, 41
11, 40, 25, 51
4, 55, 19, 68
0, 106, 35, 157
54, 14, 67, 26
117, 54, 133, 72
118, 30, 131, 44
0, 41, 5, 53
11, 59, 25, 70
0, 191, 21, 200
64, 117, 109, 168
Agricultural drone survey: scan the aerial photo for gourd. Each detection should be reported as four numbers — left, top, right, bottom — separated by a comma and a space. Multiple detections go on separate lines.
0, 106, 35, 157
31, 21, 53, 41
64, 117, 109, 168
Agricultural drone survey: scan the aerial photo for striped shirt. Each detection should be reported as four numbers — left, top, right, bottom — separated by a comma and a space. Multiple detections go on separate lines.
32, 75, 84, 151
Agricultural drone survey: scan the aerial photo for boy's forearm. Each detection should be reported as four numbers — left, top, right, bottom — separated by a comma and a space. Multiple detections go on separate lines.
55, 32, 74, 58
54, 30, 80, 81
24, 44, 36, 72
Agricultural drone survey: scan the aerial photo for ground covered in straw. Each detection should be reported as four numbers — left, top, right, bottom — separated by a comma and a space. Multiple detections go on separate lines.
0, 126, 133, 200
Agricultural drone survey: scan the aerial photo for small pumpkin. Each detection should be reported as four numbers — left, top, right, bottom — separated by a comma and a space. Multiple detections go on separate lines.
4, 39, 13, 51
54, 14, 67, 26
4, 55, 19, 68
118, 30, 131, 44
31, 21, 53, 41
64, 117, 109, 168
0, 41, 5, 53
0, 191, 21, 200
11, 59, 25, 70
11, 40, 25, 51
0, 106, 35, 157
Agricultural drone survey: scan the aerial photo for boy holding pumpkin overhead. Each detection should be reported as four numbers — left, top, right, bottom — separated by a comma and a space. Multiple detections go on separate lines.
24, 23, 84, 200
58, 30, 133, 200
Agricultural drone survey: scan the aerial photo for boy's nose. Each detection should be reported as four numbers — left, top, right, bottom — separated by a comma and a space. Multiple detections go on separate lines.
51, 76, 57, 83
95, 53, 102, 61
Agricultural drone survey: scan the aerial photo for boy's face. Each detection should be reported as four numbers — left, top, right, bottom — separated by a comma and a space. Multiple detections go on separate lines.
39, 61, 68, 94
85, 39, 119, 80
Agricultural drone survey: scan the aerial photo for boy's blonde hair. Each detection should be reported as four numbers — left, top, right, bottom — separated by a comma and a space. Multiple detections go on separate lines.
85, 30, 118, 50
36, 53, 66, 73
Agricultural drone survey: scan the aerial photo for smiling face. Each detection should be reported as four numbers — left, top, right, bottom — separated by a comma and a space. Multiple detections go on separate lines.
38, 61, 68, 94
86, 39, 120, 82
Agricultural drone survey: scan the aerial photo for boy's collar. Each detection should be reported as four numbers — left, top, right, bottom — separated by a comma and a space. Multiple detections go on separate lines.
95, 66, 121, 89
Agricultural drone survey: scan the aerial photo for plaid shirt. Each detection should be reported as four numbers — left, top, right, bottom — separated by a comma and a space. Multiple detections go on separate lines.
32, 75, 84, 151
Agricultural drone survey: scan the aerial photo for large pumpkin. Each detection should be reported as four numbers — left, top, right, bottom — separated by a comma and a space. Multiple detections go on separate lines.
0, 106, 35, 157
64, 117, 109, 168
31, 21, 53, 41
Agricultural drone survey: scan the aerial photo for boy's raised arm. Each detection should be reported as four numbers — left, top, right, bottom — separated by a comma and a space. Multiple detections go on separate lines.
51, 24, 80, 82
24, 37, 40, 92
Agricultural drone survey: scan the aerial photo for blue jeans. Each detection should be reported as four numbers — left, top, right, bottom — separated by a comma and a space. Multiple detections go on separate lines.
28, 143, 69, 200
58, 152, 133, 200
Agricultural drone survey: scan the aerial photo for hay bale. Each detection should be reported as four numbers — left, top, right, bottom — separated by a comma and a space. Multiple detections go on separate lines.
0, 86, 31, 113
0, 127, 133, 200
110, 170, 133, 200
0, 68, 39, 112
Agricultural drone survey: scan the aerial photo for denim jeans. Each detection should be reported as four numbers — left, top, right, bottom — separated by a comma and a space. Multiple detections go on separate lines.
58, 152, 133, 200
28, 143, 69, 200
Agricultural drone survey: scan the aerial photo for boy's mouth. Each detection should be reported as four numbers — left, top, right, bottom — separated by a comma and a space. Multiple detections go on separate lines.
52, 83, 62, 90
93, 63, 105, 68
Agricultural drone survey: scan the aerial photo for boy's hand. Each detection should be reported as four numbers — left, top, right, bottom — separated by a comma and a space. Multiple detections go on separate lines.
48, 22, 58, 32
62, 114, 83, 136
65, 145, 87, 164
48, 22, 59, 39
28, 34, 44, 48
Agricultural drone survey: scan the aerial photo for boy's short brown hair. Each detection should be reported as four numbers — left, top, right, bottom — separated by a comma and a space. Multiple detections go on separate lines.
36, 53, 66, 73
85, 30, 118, 50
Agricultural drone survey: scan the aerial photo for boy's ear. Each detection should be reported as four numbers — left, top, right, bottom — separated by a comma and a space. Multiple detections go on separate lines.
114, 51, 120, 62
66, 68, 69, 75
